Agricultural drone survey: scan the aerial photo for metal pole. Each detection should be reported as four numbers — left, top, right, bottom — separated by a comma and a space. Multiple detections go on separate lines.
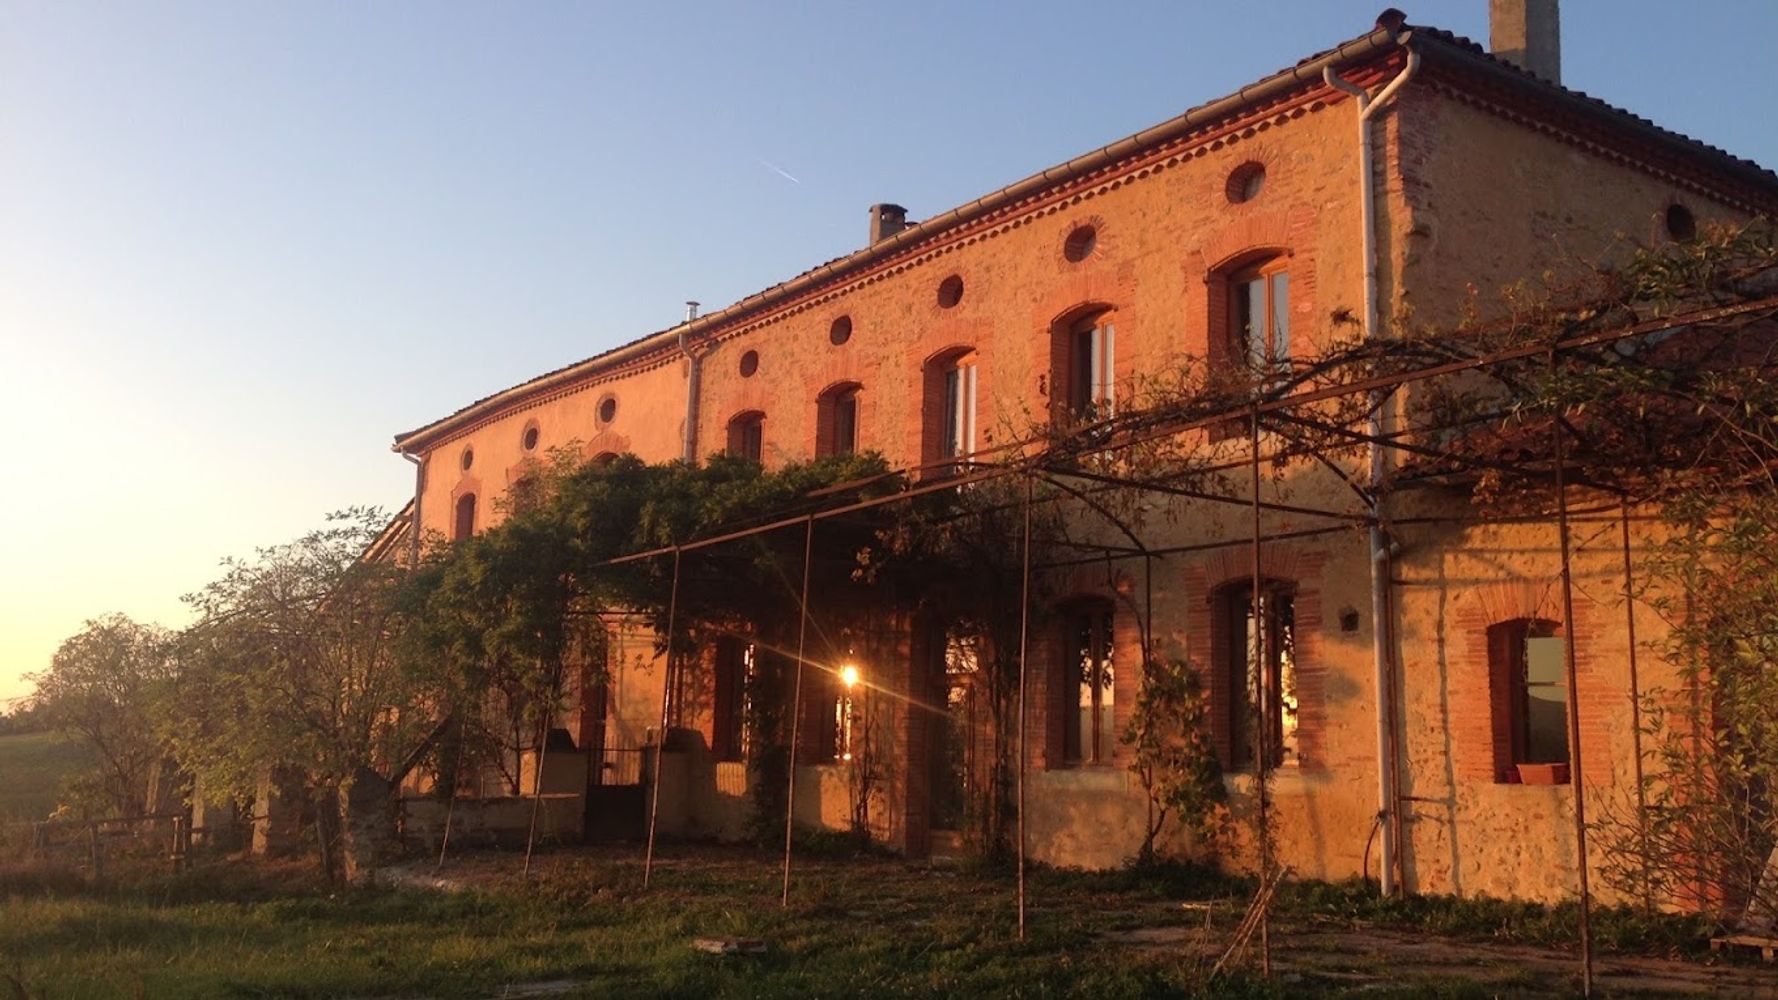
1250, 408, 1272, 977
643, 547, 682, 889
1619, 496, 1652, 912
1551, 389, 1595, 997
1016, 473, 1034, 940
523, 670, 557, 877
1381, 562, 1406, 893
437, 712, 469, 871
782, 517, 815, 907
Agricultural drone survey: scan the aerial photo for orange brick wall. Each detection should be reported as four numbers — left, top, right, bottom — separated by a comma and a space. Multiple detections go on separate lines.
396, 57, 1770, 898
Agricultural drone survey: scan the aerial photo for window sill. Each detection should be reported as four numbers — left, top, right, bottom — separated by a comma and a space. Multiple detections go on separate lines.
1508, 763, 1570, 786
1222, 764, 1318, 792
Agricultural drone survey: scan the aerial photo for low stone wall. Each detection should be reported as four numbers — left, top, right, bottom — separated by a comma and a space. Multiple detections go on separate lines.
402, 793, 583, 850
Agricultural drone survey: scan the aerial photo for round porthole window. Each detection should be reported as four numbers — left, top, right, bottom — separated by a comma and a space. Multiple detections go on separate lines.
460, 447, 474, 471
522, 426, 540, 451
829, 316, 853, 346
937, 274, 964, 309
739, 349, 760, 377
1063, 224, 1098, 263
1227, 161, 1266, 204
1665, 203, 1696, 241
597, 396, 618, 424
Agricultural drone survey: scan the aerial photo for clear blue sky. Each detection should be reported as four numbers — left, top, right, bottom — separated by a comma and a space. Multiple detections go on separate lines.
3, 1, 1775, 704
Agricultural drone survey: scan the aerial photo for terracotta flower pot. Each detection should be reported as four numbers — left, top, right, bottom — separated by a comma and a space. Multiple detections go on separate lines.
1515, 762, 1571, 785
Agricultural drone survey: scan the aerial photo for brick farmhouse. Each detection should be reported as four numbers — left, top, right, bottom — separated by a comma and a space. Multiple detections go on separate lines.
382, 6, 1778, 906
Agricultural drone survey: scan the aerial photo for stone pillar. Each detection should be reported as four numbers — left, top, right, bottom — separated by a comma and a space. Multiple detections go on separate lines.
251, 768, 303, 857
337, 767, 396, 884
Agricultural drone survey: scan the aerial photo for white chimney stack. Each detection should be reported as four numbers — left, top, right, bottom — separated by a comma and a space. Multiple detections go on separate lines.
1490, 0, 1561, 85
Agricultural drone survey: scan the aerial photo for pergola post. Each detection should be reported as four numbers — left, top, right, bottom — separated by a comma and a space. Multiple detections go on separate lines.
642, 546, 683, 889
781, 516, 815, 907
1551, 382, 1595, 996
1619, 495, 1652, 912
1250, 407, 1273, 977
1016, 473, 1033, 940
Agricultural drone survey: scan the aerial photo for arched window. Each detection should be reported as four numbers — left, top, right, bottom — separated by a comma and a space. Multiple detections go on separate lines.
1225, 255, 1290, 371
509, 475, 541, 515
1215, 579, 1297, 769
1052, 308, 1115, 425
816, 382, 862, 457
727, 411, 765, 463
1486, 619, 1568, 783
1059, 598, 1117, 766
453, 493, 477, 541
923, 348, 978, 474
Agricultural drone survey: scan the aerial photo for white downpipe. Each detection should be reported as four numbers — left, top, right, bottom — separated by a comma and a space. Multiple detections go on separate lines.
679, 301, 702, 465
1325, 38, 1420, 898
400, 451, 424, 567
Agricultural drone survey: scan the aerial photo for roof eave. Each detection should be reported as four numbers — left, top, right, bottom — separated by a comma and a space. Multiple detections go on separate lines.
390, 25, 1408, 455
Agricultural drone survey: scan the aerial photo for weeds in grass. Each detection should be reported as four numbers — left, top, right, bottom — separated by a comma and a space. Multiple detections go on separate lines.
0, 849, 1743, 998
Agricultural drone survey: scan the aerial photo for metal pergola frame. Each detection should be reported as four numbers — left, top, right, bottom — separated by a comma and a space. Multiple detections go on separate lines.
447, 292, 1778, 990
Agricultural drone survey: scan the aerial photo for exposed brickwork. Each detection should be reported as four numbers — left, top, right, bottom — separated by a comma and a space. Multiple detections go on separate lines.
395, 45, 1769, 904
1446, 577, 1615, 789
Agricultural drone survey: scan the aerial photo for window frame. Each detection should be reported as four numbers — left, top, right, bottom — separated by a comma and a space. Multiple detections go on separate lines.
1067, 312, 1116, 421
1227, 257, 1290, 373
1487, 618, 1570, 782
941, 355, 978, 461
924, 348, 979, 474
816, 383, 862, 458
1059, 599, 1117, 767
727, 411, 765, 463
1217, 579, 1298, 771
453, 492, 477, 541
712, 637, 752, 763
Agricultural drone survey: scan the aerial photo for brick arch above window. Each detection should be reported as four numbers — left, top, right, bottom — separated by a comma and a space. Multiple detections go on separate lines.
1198, 542, 1321, 590
503, 457, 542, 485
1467, 578, 1566, 629
578, 431, 631, 463
1204, 244, 1293, 280
1193, 208, 1299, 275
904, 317, 991, 369
1030, 271, 1133, 334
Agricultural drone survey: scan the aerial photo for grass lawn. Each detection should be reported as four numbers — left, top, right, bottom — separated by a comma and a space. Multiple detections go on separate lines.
0, 844, 1770, 999
0, 731, 91, 823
